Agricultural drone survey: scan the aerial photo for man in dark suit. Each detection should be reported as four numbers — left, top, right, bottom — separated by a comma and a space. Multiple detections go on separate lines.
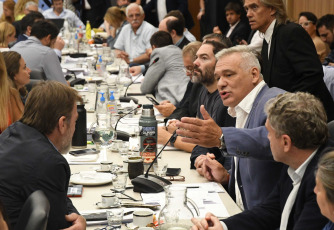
176, 46, 284, 210
243, 0, 334, 121
192, 92, 330, 230
143, 0, 194, 30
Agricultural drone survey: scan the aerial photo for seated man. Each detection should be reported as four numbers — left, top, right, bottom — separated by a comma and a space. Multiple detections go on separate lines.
140, 31, 189, 105
192, 92, 330, 230
11, 20, 67, 84
0, 81, 86, 230
43, 0, 85, 29
177, 46, 284, 210
16, 11, 44, 43
159, 16, 190, 49
317, 14, 334, 66
114, 3, 156, 65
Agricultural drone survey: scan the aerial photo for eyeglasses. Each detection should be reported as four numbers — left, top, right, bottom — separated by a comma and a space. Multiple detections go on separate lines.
299, 21, 313, 27
163, 175, 185, 181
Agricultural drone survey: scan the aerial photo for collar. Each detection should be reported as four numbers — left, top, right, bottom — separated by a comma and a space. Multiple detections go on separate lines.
262, 19, 276, 44
228, 80, 266, 117
229, 20, 240, 29
175, 35, 185, 47
28, 36, 43, 45
47, 137, 61, 153
287, 148, 318, 185
53, 8, 64, 15
132, 21, 145, 35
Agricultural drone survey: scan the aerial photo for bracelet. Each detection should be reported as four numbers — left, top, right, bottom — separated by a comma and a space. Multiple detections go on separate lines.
199, 8, 204, 12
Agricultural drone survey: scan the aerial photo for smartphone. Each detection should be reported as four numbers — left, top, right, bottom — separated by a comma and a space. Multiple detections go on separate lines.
67, 185, 83, 197
69, 148, 99, 156
166, 168, 181, 176
146, 96, 160, 105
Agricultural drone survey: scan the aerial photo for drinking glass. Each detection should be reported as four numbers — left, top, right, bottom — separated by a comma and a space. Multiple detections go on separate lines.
106, 208, 124, 229
113, 172, 128, 192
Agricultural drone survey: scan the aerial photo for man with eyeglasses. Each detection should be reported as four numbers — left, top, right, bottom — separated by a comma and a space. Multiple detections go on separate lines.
317, 14, 334, 66
114, 3, 157, 65
243, 0, 334, 122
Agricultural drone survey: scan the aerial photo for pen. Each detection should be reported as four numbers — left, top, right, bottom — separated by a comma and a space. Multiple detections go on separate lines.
186, 186, 199, 189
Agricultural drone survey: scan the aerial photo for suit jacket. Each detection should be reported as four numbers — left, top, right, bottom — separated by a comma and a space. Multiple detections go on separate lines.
177, 36, 190, 50
143, 0, 194, 29
16, 34, 28, 43
0, 122, 78, 230
262, 22, 334, 121
222, 84, 285, 210
141, 45, 189, 104
223, 143, 333, 230
226, 20, 251, 46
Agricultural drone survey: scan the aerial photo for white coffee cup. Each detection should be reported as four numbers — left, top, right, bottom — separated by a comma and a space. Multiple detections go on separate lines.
100, 161, 113, 171
133, 210, 153, 227
101, 192, 118, 207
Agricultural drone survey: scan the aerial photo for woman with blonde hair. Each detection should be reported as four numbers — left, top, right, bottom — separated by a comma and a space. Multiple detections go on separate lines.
104, 6, 128, 48
14, 0, 38, 20
0, 22, 16, 51
0, 0, 15, 24
3, 51, 31, 103
0, 52, 24, 134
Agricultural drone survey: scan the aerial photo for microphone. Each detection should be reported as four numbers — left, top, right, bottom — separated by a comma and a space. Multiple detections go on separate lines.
131, 130, 177, 193
120, 57, 159, 104
114, 104, 142, 141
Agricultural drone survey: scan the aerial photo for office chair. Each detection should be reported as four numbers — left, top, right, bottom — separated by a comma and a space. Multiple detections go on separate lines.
26, 70, 46, 92
328, 120, 334, 142
15, 190, 50, 230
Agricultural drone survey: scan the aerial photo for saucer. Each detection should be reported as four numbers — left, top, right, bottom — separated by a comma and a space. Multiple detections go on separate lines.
96, 202, 121, 209
126, 223, 139, 230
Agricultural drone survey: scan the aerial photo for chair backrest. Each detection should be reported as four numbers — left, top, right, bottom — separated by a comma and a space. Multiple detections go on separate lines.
30, 70, 46, 80
328, 120, 334, 142
15, 190, 50, 230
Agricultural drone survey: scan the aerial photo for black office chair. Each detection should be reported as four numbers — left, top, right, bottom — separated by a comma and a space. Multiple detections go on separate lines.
15, 190, 50, 230
26, 70, 46, 92
328, 120, 334, 142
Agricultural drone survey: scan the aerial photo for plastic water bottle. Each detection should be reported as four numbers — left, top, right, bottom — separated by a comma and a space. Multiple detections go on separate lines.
63, 18, 71, 40
139, 104, 157, 169
96, 55, 105, 77
107, 91, 118, 114
86, 20, 91, 40
97, 92, 107, 114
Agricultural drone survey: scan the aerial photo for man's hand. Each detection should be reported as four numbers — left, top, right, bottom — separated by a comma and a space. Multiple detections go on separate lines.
158, 126, 172, 144
117, 50, 130, 63
146, 48, 152, 57
155, 102, 176, 117
191, 213, 224, 230
129, 66, 142, 76
195, 153, 215, 176
197, 11, 205, 20
212, 26, 222, 34
176, 105, 222, 147
53, 36, 65, 51
202, 157, 229, 184
62, 213, 86, 230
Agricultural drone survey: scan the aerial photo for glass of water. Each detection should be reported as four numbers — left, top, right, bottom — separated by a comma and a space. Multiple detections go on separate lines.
106, 208, 124, 229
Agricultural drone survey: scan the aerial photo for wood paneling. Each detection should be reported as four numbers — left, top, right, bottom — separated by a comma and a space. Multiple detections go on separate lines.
188, 0, 201, 41
286, 0, 334, 22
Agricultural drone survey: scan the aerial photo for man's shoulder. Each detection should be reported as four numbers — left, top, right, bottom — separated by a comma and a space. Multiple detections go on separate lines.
43, 8, 53, 14
155, 45, 181, 54
275, 21, 304, 36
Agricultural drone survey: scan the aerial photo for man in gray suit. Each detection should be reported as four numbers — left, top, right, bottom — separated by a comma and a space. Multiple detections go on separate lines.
140, 31, 189, 105
176, 45, 284, 210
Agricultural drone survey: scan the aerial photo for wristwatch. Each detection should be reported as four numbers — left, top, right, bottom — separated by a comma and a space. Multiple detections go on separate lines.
219, 133, 226, 150
170, 135, 177, 147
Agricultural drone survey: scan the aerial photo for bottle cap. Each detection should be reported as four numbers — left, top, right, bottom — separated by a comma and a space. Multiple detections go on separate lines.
98, 55, 102, 63
100, 92, 105, 102
143, 104, 153, 109
109, 91, 114, 100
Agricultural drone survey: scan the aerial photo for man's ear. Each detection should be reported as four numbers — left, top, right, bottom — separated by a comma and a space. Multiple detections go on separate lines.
282, 134, 292, 152
250, 67, 260, 84
58, 116, 67, 135
170, 29, 177, 38
26, 26, 32, 36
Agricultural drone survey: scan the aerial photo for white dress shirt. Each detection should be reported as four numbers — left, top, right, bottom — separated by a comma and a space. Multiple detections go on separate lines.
157, 0, 167, 22
262, 19, 276, 58
226, 20, 240, 38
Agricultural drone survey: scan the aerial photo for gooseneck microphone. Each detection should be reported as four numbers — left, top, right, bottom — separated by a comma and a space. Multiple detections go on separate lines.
120, 57, 159, 104
131, 130, 177, 193
114, 104, 142, 131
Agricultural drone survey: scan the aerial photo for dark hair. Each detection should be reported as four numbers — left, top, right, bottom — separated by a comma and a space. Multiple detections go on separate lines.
203, 40, 229, 54
202, 33, 233, 48
52, 0, 64, 3
165, 10, 185, 30
20, 11, 44, 33
225, 2, 242, 15
317, 14, 334, 31
30, 20, 59, 40
299, 12, 317, 24
166, 17, 184, 36
150, 31, 173, 48
21, 81, 81, 135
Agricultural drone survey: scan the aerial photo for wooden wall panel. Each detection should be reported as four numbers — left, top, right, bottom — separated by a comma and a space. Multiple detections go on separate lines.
188, 0, 201, 41
286, 0, 334, 22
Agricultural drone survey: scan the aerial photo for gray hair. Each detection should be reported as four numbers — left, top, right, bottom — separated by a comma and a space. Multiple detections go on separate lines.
25, 1, 38, 9
265, 92, 328, 149
125, 3, 144, 17
317, 150, 334, 204
215, 45, 261, 74
259, 0, 288, 25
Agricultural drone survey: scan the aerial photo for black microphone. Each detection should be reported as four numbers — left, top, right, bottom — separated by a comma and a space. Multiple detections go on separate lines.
131, 130, 177, 193
120, 57, 159, 104
114, 104, 142, 141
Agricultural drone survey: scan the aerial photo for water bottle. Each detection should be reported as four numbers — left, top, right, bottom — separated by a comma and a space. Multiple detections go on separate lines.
86, 20, 91, 40
139, 104, 157, 169
72, 102, 87, 148
96, 55, 105, 77
97, 92, 107, 113
107, 91, 118, 114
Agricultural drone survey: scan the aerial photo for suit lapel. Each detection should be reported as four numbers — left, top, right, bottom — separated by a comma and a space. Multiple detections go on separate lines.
266, 23, 280, 86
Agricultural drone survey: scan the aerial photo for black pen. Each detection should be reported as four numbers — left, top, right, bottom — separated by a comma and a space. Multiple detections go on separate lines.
186, 186, 200, 189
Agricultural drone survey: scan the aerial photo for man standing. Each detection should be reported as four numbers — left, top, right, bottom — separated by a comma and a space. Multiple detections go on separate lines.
176, 46, 284, 210
317, 14, 334, 66
191, 92, 330, 230
11, 20, 67, 84
43, 0, 85, 28
114, 3, 156, 65
244, 0, 334, 121
0, 81, 86, 230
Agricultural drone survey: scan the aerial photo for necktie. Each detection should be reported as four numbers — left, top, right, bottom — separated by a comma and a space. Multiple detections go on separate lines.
261, 39, 269, 83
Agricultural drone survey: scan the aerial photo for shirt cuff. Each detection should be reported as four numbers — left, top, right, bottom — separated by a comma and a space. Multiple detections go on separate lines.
53, 49, 62, 58
220, 221, 228, 230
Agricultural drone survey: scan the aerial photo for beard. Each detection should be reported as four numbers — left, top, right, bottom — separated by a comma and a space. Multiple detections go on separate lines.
59, 129, 72, 154
192, 65, 215, 86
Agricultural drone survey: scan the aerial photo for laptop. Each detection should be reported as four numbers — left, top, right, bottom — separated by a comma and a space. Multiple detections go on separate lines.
48, 18, 64, 30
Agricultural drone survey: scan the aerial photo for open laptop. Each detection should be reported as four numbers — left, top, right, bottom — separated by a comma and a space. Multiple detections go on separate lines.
48, 18, 64, 30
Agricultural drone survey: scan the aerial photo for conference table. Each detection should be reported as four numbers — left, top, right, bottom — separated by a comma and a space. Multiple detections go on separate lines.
68, 70, 241, 230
